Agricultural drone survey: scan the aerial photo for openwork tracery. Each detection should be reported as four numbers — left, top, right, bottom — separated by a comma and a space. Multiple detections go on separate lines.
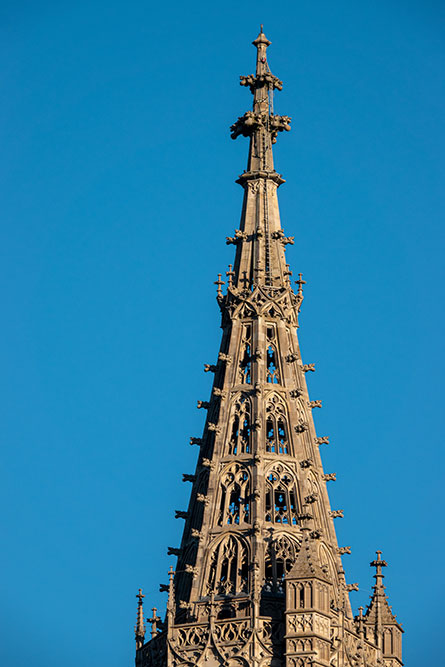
265, 464, 299, 525
206, 535, 249, 596
264, 533, 300, 592
238, 324, 252, 384
228, 394, 252, 455
218, 463, 251, 526
265, 393, 291, 455
266, 325, 281, 384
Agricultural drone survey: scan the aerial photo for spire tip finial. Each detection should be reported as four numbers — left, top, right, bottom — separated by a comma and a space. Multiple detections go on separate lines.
253, 25, 271, 48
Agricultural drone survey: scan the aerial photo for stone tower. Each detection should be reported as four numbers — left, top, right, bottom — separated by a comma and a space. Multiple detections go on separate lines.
134, 28, 403, 667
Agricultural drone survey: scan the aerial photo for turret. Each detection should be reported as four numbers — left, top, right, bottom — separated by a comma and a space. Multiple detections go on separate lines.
284, 510, 332, 666
362, 551, 403, 665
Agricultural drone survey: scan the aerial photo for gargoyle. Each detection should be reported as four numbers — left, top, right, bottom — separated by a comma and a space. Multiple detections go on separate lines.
302, 363, 316, 372
204, 363, 217, 373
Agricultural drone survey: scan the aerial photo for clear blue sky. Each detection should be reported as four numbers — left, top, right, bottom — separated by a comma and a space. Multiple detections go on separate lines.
1, 1, 443, 665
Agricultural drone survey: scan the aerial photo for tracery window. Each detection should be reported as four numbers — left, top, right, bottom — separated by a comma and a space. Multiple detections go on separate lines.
238, 324, 252, 384
266, 326, 280, 384
265, 394, 290, 454
264, 533, 300, 592
206, 535, 249, 596
265, 464, 299, 525
228, 395, 251, 455
218, 463, 251, 526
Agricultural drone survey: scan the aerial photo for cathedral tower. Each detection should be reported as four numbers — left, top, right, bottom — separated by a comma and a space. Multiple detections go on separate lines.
134, 28, 403, 667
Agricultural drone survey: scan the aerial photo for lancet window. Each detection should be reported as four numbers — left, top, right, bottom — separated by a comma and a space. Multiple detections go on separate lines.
228, 395, 251, 455
206, 535, 249, 596
218, 463, 251, 526
266, 326, 280, 384
383, 629, 393, 655
238, 324, 252, 384
265, 393, 290, 454
265, 464, 299, 525
289, 582, 313, 609
264, 533, 300, 592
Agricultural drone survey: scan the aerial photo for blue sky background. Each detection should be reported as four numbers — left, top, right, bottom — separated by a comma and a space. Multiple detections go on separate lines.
1, 1, 444, 665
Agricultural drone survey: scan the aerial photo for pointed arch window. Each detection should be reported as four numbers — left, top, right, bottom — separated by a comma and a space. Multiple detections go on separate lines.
218, 463, 251, 526
264, 534, 300, 593
238, 324, 252, 384
228, 395, 251, 455
266, 326, 280, 384
265, 465, 299, 525
265, 394, 291, 455
206, 535, 249, 596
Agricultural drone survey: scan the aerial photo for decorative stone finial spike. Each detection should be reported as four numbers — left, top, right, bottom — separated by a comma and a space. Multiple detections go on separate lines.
148, 607, 162, 639
295, 273, 306, 297
371, 550, 388, 573
167, 566, 175, 615
134, 588, 146, 650
226, 264, 234, 288
214, 273, 225, 298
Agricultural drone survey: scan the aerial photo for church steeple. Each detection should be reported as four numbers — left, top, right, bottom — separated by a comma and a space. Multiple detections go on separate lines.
134, 30, 403, 667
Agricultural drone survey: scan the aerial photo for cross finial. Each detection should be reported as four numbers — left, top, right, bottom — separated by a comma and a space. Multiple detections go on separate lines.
240, 270, 250, 290
295, 273, 306, 297
226, 264, 235, 288
214, 273, 225, 297
148, 607, 162, 638
371, 550, 387, 572
370, 549, 388, 591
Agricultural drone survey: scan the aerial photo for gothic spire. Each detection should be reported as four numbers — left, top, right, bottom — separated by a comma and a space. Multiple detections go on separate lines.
134, 29, 403, 667
229, 27, 293, 291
